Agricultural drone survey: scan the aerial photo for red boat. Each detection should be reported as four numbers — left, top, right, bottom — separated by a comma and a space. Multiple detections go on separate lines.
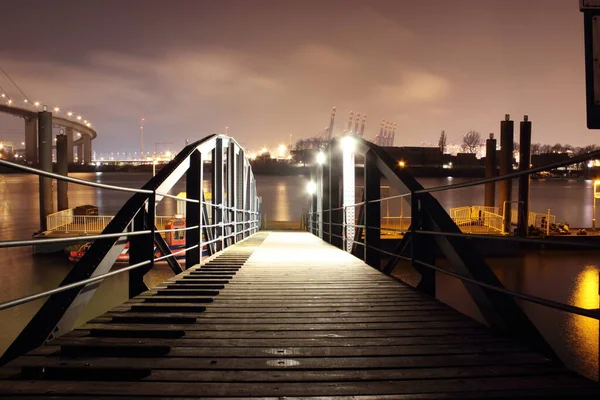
68, 217, 208, 263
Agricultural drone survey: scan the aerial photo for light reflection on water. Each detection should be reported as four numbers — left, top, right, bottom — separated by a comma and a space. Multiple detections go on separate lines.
0, 172, 597, 379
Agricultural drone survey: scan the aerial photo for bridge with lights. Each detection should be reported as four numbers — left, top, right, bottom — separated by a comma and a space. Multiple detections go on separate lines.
0, 69, 97, 164
0, 133, 598, 398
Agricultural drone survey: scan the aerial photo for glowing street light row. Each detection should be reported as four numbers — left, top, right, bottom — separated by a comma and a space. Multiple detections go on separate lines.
1, 94, 93, 128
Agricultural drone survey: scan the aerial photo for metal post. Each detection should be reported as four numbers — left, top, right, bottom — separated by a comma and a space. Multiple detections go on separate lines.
25, 117, 37, 165
317, 163, 324, 238
342, 139, 355, 252
129, 195, 154, 298
498, 114, 514, 234
322, 160, 330, 241
56, 133, 69, 211
236, 149, 244, 241
213, 138, 224, 250
484, 133, 497, 207
330, 144, 342, 248
518, 116, 532, 237
546, 208, 551, 236
227, 142, 236, 245
37, 110, 53, 232
186, 150, 202, 267
365, 150, 381, 268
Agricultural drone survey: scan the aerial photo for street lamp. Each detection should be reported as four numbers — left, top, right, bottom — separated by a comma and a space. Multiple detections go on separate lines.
316, 151, 326, 165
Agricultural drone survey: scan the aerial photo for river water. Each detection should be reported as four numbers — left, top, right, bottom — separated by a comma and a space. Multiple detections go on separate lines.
0, 172, 598, 380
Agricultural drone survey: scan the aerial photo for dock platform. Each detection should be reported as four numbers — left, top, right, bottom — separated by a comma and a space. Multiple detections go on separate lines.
0, 231, 598, 398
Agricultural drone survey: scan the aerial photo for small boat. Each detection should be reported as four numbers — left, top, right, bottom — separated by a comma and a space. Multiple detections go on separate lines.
68, 216, 209, 263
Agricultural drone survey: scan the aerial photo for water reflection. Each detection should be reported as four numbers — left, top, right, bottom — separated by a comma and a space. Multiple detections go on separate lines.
566, 267, 599, 379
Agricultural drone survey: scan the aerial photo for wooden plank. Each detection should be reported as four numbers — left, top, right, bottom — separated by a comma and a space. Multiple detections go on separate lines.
7, 353, 551, 370
2, 376, 597, 397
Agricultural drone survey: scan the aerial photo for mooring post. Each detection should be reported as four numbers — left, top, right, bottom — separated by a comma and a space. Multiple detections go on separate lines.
56, 132, 69, 211
186, 149, 202, 267
37, 109, 53, 231
498, 114, 514, 234
518, 116, 532, 237
364, 149, 381, 268
484, 133, 497, 208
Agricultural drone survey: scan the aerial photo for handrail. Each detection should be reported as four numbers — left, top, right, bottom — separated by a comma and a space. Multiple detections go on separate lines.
0, 244, 200, 312
306, 135, 600, 376
0, 133, 261, 366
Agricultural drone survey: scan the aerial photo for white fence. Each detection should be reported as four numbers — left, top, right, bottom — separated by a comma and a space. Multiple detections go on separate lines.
450, 205, 557, 234
47, 209, 176, 234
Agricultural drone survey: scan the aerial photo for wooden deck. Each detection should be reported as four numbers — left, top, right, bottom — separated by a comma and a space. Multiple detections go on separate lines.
0, 231, 599, 398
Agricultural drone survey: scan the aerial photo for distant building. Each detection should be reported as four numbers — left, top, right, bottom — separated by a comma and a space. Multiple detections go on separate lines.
531, 153, 570, 168
384, 146, 443, 168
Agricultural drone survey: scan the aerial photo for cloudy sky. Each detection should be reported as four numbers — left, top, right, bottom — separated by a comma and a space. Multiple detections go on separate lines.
0, 0, 592, 154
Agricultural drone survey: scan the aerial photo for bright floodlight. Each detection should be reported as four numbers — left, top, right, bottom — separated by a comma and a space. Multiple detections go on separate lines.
34, 101, 40, 107
306, 181, 317, 195
54, 107, 60, 112
23, 99, 28, 103
0, 94, 4, 98
316, 151, 326, 164
398, 160, 406, 168
77, 115, 82, 120
86, 123, 91, 127
341, 136, 356, 153
7, 99, 12, 105
588, 161, 594, 168
67, 112, 73, 117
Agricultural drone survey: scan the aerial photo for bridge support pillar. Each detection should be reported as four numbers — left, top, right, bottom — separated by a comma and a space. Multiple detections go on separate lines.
186, 150, 202, 267
25, 117, 37, 165
56, 133, 69, 211
518, 116, 532, 237
364, 150, 381, 268
76, 144, 83, 163
82, 134, 92, 164
484, 133, 497, 208
498, 115, 514, 234
37, 111, 54, 231
65, 128, 74, 163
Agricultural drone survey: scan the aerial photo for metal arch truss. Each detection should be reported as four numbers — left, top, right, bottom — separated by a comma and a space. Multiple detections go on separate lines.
307, 136, 558, 362
0, 134, 260, 365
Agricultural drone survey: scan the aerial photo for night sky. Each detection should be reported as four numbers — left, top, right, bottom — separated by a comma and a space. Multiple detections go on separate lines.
0, 0, 591, 154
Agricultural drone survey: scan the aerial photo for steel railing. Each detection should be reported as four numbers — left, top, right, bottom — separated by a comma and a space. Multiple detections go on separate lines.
0, 134, 261, 364
305, 136, 600, 381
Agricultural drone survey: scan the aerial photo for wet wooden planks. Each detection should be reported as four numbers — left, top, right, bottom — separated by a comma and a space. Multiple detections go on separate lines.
0, 231, 599, 399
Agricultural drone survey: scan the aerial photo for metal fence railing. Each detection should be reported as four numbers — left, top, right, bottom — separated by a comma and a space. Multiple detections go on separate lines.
46, 211, 181, 234
305, 135, 600, 381
0, 133, 261, 365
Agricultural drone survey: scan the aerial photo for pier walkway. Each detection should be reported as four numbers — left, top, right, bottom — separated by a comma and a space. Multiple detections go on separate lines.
1, 231, 599, 398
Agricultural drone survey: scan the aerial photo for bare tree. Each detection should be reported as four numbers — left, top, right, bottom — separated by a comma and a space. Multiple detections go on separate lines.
531, 143, 541, 155
461, 130, 481, 153
540, 144, 552, 154
551, 143, 563, 153
438, 130, 447, 153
